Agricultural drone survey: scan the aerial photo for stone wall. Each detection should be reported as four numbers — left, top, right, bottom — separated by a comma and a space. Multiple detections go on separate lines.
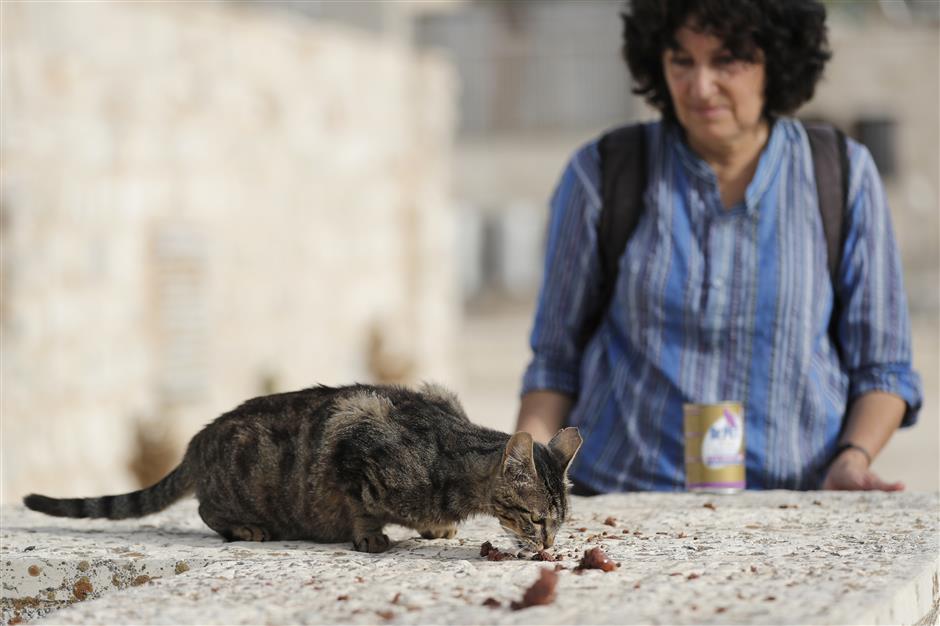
3, 492, 938, 625
0, 3, 458, 503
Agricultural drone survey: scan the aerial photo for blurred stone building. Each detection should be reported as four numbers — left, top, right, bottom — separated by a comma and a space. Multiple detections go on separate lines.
1, 2, 459, 502
412, 1, 939, 311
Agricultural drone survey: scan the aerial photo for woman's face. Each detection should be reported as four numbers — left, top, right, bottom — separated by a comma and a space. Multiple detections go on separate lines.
662, 25, 766, 147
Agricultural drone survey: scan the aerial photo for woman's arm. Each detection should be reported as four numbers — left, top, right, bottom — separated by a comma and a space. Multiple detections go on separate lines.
823, 141, 923, 490
516, 143, 606, 441
821, 391, 906, 491
515, 390, 574, 445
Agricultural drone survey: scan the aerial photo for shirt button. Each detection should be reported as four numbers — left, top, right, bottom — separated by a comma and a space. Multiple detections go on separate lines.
711, 279, 724, 288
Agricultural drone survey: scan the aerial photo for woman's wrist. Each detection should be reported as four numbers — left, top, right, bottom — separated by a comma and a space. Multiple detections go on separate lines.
828, 442, 872, 469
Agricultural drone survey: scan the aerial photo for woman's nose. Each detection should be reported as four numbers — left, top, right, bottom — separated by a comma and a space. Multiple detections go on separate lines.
690, 66, 718, 99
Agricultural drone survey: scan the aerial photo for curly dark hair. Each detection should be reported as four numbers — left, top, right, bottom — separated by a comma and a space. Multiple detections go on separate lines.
622, 0, 832, 122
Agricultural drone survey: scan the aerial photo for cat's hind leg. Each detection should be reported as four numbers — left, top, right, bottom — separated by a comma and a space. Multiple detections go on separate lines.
229, 525, 270, 542
198, 502, 273, 542
419, 523, 458, 540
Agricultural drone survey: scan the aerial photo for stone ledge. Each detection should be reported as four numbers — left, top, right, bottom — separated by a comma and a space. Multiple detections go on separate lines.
2, 491, 937, 625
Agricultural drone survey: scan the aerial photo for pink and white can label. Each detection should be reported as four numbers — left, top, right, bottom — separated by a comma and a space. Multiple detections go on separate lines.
683, 402, 746, 493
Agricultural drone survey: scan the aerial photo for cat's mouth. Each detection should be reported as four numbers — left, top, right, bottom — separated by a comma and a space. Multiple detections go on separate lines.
498, 521, 542, 550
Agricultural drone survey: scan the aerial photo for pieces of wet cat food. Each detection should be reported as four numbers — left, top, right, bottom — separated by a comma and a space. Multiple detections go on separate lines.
480, 540, 515, 561
532, 549, 556, 562
575, 547, 619, 572
510, 568, 558, 610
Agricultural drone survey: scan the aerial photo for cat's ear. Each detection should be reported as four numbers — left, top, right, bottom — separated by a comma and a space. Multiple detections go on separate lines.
502, 432, 537, 483
548, 427, 583, 475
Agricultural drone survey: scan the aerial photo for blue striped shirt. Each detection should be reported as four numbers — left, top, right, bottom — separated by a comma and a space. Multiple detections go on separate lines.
521, 118, 923, 491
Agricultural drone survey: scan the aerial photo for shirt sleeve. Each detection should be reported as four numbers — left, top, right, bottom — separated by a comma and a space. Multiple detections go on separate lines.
521, 141, 606, 397
836, 141, 923, 427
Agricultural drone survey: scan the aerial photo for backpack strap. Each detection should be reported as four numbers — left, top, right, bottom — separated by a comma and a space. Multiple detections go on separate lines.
578, 123, 647, 349
805, 123, 850, 364
805, 123, 850, 284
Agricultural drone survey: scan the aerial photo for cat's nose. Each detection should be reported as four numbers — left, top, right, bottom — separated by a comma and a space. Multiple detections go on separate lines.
544, 534, 554, 548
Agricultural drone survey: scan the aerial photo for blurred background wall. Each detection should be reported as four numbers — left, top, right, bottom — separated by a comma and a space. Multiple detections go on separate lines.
1, 1, 459, 502
2, 0, 937, 502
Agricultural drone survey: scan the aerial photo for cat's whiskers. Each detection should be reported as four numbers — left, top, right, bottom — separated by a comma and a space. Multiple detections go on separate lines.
498, 522, 540, 551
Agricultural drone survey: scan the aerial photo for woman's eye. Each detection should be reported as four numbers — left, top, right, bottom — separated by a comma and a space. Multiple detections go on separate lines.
670, 57, 693, 67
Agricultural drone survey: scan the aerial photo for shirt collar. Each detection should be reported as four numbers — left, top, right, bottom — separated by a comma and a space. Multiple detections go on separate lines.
670, 118, 787, 215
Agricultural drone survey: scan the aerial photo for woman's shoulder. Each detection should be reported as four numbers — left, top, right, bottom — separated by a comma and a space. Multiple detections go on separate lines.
782, 117, 880, 201
566, 134, 602, 181
557, 135, 602, 207
562, 120, 664, 197
782, 117, 874, 167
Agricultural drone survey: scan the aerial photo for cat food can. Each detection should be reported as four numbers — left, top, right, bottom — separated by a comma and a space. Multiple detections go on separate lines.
683, 402, 746, 493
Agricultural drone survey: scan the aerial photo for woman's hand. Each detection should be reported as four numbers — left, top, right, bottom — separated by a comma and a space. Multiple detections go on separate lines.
822, 392, 907, 491
821, 447, 904, 491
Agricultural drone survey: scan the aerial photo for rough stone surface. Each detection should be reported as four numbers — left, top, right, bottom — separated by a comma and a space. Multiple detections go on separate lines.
2, 492, 937, 625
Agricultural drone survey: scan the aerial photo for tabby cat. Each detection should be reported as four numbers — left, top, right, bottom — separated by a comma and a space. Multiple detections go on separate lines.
24, 383, 582, 553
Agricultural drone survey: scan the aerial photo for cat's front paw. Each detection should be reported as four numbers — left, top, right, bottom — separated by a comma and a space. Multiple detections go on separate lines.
353, 533, 391, 553
419, 525, 458, 540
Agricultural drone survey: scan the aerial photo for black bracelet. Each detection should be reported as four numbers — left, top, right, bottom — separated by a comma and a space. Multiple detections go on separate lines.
828, 442, 872, 468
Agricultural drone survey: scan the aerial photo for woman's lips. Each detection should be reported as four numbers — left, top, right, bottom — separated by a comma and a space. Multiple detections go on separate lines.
691, 105, 726, 119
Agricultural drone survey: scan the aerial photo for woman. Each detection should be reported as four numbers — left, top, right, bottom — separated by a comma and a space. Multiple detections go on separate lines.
516, 0, 922, 492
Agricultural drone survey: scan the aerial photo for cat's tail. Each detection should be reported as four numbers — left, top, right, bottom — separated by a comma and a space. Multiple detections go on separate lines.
23, 463, 194, 520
